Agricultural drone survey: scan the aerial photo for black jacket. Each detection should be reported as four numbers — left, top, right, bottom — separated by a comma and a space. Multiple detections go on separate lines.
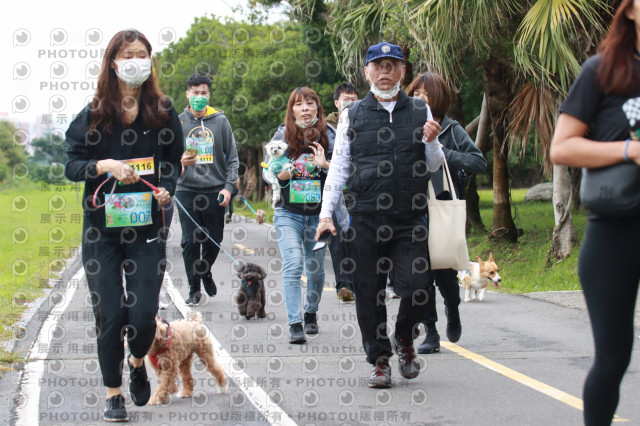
65, 105, 183, 237
346, 91, 430, 215
430, 115, 487, 199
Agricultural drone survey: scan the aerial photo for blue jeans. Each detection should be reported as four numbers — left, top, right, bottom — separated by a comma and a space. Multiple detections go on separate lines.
273, 208, 327, 325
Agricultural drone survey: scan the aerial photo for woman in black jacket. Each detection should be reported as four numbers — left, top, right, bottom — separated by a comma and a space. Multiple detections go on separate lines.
65, 29, 182, 422
406, 72, 487, 354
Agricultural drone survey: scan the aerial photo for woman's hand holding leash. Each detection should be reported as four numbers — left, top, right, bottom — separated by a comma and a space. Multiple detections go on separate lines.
97, 159, 140, 185
152, 187, 171, 206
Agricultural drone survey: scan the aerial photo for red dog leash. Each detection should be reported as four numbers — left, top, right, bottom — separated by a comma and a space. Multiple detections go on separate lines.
148, 318, 172, 370
92, 176, 166, 232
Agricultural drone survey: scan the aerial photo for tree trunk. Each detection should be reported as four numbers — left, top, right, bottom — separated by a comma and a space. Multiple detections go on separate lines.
466, 94, 491, 232
402, 45, 413, 88
548, 164, 576, 262
571, 167, 582, 210
483, 59, 518, 242
448, 84, 465, 125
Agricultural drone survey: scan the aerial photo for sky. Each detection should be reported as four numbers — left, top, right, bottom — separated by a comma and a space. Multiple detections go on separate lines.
0, 0, 285, 132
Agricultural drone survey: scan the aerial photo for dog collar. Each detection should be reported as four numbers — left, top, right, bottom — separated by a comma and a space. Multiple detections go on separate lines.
148, 319, 172, 370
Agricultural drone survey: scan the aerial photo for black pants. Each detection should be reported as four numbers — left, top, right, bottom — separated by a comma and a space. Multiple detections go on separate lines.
579, 217, 640, 426
423, 268, 461, 327
82, 222, 166, 388
176, 190, 225, 298
347, 214, 431, 364
328, 212, 354, 293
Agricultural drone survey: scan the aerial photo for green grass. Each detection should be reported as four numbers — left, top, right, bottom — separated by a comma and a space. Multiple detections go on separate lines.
468, 189, 585, 294
233, 189, 587, 294
0, 181, 84, 362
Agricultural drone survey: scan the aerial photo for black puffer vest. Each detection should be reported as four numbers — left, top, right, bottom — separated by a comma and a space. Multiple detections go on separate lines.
345, 91, 430, 215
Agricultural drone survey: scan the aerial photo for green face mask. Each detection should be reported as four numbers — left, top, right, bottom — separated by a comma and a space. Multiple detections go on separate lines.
189, 95, 208, 112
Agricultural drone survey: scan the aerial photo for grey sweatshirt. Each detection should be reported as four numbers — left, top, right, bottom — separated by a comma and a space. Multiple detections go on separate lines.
177, 106, 239, 193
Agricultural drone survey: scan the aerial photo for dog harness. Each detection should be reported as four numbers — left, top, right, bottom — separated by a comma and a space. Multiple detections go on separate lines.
241, 278, 259, 298
148, 318, 172, 370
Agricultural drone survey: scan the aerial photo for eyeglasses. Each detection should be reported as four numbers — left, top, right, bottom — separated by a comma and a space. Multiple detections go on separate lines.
368, 59, 402, 72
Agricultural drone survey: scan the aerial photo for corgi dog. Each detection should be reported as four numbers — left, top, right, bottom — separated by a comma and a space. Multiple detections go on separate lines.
459, 253, 501, 302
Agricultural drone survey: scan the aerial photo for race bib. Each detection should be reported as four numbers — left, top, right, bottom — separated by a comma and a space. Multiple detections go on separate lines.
107, 157, 154, 176
289, 180, 321, 204
105, 191, 153, 228
186, 136, 214, 164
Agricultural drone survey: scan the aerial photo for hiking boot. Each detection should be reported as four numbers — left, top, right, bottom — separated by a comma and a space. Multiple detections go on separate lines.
185, 293, 201, 306
289, 323, 306, 344
303, 312, 319, 334
391, 334, 420, 379
103, 394, 128, 422
445, 306, 462, 343
367, 357, 392, 388
337, 287, 355, 302
128, 355, 151, 406
386, 285, 400, 299
202, 274, 217, 297
417, 327, 441, 354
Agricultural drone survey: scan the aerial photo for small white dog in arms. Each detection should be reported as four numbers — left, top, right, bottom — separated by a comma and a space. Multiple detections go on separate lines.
459, 253, 502, 302
264, 139, 291, 208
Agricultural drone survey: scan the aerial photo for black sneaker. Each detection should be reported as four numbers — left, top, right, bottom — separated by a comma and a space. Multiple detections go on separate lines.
367, 357, 392, 388
303, 312, 318, 334
103, 394, 128, 422
128, 356, 151, 406
185, 293, 201, 306
445, 306, 462, 343
391, 334, 420, 379
417, 327, 440, 354
202, 274, 217, 297
289, 323, 306, 344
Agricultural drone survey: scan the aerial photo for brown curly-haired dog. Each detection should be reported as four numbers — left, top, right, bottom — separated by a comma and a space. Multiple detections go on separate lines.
235, 262, 267, 319
146, 312, 227, 405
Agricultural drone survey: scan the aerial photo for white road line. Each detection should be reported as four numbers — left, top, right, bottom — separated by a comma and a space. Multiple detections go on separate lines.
162, 273, 297, 426
15, 268, 84, 426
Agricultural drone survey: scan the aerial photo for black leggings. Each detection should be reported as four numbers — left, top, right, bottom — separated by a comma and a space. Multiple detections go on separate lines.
579, 217, 639, 425
82, 223, 166, 388
423, 268, 461, 326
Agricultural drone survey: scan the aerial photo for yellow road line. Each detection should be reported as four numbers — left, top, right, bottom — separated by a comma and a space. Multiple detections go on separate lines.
234, 243, 254, 254
441, 341, 630, 422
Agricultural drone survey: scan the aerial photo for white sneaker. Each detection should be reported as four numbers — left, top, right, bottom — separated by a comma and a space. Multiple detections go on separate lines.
386, 285, 400, 299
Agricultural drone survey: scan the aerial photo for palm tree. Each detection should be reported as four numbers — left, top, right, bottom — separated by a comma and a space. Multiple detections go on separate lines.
258, 0, 613, 251
327, 0, 611, 248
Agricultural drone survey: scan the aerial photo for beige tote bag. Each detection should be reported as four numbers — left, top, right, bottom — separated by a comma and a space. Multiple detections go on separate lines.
427, 159, 470, 271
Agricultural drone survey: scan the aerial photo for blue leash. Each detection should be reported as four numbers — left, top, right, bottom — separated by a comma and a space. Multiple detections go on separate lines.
237, 194, 259, 215
173, 196, 241, 267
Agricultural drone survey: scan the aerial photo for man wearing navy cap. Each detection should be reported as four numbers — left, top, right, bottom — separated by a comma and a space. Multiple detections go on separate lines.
316, 42, 444, 388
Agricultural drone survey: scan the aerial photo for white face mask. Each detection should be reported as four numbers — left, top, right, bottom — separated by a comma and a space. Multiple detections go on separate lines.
113, 58, 152, 88
370, 81, 401, 100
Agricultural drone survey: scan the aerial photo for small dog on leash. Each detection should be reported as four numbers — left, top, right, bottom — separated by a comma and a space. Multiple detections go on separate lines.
459, 253, 502, 302
235, 262, 267, 319
146, 312, 227, 405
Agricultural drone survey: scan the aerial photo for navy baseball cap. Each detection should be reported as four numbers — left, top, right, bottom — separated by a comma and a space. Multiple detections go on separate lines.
365, 42, 404, 65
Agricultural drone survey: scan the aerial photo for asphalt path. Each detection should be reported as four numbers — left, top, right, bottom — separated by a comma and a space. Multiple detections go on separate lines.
2, 210, 640, 425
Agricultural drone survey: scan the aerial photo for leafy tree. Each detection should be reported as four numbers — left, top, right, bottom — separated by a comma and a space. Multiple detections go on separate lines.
156, 16, 342, 199
0, 120, 28, 183
263, 0, 614, 250
26, 132, 68, 184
